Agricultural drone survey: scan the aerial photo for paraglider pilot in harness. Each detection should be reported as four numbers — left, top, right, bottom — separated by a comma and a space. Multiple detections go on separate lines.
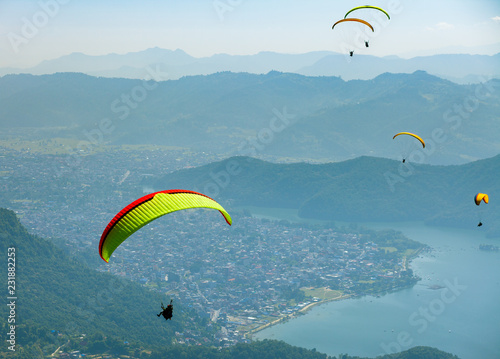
157, 299, 173, 320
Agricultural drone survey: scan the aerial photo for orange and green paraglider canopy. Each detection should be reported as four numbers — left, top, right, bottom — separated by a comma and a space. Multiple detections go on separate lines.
332, 18, 374, 32
99, 189, 232, 262
393, 132, 425, 148
474, 193, 489, 206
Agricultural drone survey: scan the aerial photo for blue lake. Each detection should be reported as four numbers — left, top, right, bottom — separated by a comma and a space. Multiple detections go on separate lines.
248, 211, 500, 359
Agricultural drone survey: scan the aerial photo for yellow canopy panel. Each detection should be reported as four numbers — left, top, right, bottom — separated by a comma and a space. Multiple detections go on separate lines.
99, 189, 232, 262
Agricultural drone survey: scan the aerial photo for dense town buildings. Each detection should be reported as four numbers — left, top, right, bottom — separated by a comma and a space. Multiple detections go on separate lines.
0, 147, 421, 345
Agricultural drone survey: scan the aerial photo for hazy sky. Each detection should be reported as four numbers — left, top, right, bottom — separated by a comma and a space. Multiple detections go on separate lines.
0, 0, 499, 68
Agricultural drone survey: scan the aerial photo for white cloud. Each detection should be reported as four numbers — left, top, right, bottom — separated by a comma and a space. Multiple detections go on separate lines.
492, 16, 500, 22
425, 22, 455, 32
435, 22, 455, 31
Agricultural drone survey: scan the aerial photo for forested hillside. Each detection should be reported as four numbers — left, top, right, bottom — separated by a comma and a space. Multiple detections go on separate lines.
153, 155, 500, 237
0, 208, 215, 355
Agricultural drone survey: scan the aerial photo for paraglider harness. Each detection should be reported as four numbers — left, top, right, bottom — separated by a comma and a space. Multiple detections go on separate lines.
157, 299, 173, 320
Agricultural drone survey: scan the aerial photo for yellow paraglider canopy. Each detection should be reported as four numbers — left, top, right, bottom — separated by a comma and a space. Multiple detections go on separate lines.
99, 189, 232, 262
474, 193, 489, 206
344, 6, 390, 20
393, 132, 425, 148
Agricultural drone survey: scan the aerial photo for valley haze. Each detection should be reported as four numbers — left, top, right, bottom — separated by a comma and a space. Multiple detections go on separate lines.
1, 0, 499, 357
1, 48, 499, 84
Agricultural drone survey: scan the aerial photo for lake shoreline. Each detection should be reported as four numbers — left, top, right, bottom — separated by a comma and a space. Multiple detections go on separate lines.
247, 293, 353, 338
242, 207, 427, 339
251, 221, 500, 359
247, 280, 420, 338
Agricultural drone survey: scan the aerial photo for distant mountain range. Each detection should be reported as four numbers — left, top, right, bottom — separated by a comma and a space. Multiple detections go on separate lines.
1, 71, 499, 165
150, 155, 500, 238
1, 47, 499, 83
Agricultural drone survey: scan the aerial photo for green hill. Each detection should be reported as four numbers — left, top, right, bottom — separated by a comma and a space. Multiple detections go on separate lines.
0, 208, 216, 356
151, 155, 500, 237
143, 341, 460, 359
